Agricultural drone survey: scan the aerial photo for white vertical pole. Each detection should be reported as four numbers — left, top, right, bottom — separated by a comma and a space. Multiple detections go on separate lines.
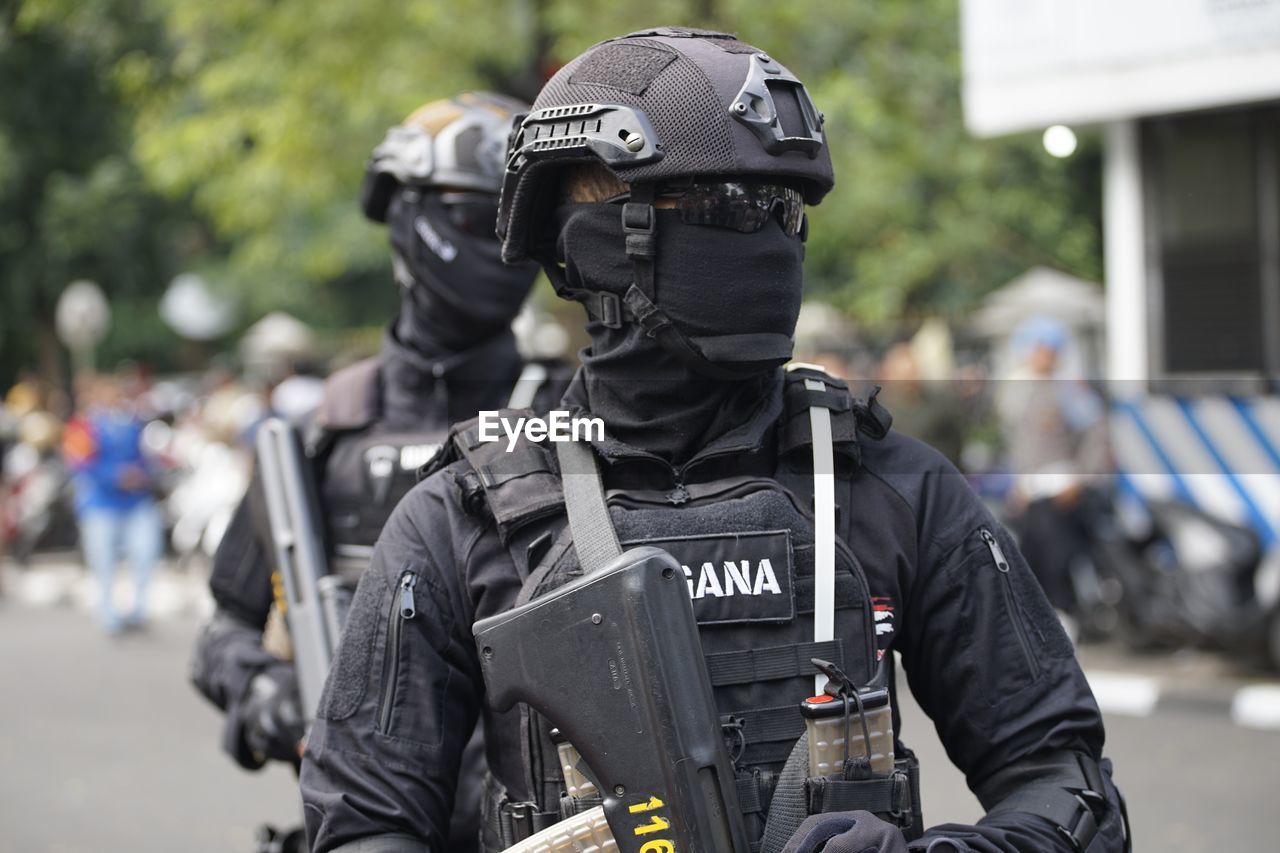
1104, 119, 1149, 384
804, 378, 836, 697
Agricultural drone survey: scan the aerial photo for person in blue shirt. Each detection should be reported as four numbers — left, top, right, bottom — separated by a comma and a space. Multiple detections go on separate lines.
64, 373, 164, 634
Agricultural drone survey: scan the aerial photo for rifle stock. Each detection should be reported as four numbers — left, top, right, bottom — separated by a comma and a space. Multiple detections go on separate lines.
473, 546, 750, 853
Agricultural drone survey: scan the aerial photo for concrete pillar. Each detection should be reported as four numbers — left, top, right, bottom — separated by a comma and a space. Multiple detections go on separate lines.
1104, 119, 1149, 382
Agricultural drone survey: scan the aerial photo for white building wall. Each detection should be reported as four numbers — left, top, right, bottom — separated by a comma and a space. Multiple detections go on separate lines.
962, 0, 1280, 137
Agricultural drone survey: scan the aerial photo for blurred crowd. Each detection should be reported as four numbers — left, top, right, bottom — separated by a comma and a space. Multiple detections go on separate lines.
0, 311, 1105, 584
0, 359, 327, 625
0, 310, 1105, 579
796, 310, 1108, 501
7, 311, 1271, 665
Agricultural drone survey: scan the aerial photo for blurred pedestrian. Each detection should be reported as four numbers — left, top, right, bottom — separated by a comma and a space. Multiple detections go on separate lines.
0, 396, 11, 582
199, 368, 265, 451
877, 341, 969, 465
64, 373, 164, 635
995, 316, 1108, 617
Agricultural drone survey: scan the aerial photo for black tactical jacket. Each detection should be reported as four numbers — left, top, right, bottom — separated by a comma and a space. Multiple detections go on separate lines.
299, 372, 1127, 853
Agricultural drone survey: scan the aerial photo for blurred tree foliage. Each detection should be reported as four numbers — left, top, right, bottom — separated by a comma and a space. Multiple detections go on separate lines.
0, 0, 216, 387
539, 1, 1103, 324
3, 0, 1102, 386
130, 0, 532, 319
130, 0, 1100, 326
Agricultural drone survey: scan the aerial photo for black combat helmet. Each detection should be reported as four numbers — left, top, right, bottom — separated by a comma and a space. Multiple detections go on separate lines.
497, 28, 834, 379
361, 91, 529, 223
497, 27, 834, 263
362, 92, 541, 349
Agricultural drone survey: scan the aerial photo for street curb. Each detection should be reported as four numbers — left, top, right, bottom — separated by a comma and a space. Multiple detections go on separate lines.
1230, 685, 1280, 730
0, 559, 213, 622
1085, 668, 1280, 731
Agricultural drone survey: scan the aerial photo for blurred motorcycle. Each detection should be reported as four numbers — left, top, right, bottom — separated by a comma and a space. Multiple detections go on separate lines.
1003, 482, 1280, 670
1087, 493, 1280, 667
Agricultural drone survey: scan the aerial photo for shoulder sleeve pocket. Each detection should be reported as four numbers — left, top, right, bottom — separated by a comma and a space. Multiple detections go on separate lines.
372, 567, 454, 748
953, 527, 1074, 706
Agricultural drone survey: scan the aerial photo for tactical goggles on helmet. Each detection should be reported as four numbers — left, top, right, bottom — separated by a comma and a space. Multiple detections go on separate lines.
607, 181, 807, 239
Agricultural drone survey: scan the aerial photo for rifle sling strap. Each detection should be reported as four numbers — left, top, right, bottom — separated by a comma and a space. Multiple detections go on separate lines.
554, 438, 621, 573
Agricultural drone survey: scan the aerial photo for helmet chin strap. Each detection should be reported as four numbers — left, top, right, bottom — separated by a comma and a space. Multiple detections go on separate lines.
620, 182, 659, 301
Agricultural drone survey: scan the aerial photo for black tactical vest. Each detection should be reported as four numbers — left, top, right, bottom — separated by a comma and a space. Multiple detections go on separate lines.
311, 356, 572, 569
308, 359, 448, 571
434, 368, 920, 850
320, 428, 443, 551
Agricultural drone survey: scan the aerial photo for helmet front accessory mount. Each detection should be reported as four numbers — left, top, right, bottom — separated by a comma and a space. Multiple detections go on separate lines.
730, 53, 825, 158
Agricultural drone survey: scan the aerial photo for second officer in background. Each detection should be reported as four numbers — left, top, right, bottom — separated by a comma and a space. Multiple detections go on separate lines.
190, 92, 555, 853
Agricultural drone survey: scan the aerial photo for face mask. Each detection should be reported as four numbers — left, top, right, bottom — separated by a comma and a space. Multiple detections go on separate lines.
554, 203, 804, 374
387, 188, 538, 353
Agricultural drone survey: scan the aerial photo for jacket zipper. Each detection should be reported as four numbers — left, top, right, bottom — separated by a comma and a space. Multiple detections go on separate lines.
666, 469, 691, 506
379, 570, 418, 733
980, 528, 1040, 680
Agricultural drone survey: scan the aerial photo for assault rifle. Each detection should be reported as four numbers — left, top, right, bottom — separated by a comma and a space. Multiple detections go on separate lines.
254, 418, 350, 722
473, 546, 751, 853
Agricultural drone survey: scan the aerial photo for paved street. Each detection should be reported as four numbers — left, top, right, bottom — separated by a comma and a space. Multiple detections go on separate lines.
0, 563, 300, 853
3, 560, 1280, 851
901, 672, 1280, 850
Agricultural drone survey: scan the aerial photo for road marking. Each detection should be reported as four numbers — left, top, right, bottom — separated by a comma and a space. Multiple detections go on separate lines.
1085, 671, 1160, 717
9, 564, 83, 607
1231, 685, 1280, 731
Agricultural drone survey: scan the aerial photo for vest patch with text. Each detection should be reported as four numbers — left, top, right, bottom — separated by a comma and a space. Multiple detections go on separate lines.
623, 530, 795, 625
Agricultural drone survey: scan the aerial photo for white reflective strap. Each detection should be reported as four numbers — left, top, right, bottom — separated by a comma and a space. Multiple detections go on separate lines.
804, 377, 837, 695
505, 362, 548, 410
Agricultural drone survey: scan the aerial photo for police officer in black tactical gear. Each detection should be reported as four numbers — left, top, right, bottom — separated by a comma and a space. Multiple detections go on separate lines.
300, 29, 1130, 853
190, 92, 559, 853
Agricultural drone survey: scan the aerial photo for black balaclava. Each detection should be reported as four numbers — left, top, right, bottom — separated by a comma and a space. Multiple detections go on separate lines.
555, 202, 803, 464
379, 187, 536, 428
388, 187, 537, 355
379, 327, 523, 430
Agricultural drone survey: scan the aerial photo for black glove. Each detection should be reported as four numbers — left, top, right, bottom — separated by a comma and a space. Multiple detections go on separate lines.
781, 811, 908, 853
241, 664, 306, 767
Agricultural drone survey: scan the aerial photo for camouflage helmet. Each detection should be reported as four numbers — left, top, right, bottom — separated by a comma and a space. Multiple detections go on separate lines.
361, 91, 529, 223
496, 27, 834, 263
